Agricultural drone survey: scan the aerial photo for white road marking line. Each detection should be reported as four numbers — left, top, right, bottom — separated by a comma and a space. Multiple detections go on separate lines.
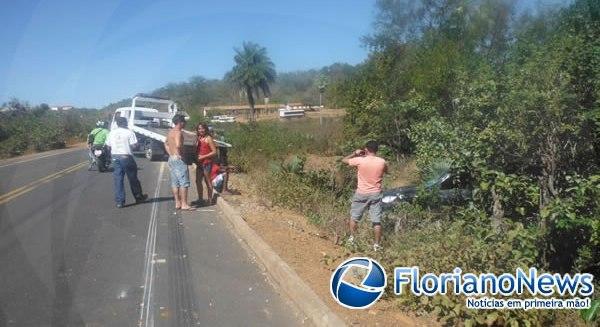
139, 163, 165, 327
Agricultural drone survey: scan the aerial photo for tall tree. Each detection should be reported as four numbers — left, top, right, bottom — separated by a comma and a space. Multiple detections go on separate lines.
316, 74, 328, 107
225, 42, 276, 121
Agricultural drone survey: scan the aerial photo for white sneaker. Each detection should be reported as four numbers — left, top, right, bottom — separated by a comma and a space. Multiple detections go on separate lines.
373, 243, 382, 252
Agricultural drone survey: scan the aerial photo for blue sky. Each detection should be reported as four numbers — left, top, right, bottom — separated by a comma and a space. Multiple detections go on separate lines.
0, 0, 567, 108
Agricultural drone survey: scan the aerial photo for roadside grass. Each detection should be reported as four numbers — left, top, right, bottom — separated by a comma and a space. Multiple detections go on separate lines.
221, 118, 351, 238
221, 117, 344, 173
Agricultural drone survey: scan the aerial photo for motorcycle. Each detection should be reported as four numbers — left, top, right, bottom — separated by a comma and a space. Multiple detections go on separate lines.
91, 145, 110, 172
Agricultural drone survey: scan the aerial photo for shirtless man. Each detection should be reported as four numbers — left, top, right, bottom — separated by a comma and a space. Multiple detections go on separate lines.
165, 114, 193, 210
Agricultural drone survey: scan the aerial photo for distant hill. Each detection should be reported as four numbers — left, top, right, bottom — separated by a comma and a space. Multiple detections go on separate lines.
102, 62, 357, 114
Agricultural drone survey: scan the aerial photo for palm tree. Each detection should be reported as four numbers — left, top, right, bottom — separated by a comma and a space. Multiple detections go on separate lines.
225, 42, 276, 121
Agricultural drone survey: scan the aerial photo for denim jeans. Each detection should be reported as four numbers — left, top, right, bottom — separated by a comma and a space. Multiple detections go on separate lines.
112, 155, 143, 205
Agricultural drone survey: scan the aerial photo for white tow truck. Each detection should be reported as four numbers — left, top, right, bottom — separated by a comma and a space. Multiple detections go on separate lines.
110, 94, 199, 163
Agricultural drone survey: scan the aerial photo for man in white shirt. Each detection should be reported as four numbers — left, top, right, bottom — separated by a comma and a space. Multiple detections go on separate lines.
105, 117, 148, 208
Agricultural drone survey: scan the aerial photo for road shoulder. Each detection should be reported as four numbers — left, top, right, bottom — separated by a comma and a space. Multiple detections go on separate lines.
172, 168, 307, 326
216, 199, 344, 327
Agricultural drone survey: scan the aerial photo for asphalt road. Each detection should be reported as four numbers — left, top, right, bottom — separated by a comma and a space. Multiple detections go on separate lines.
0, 148, 302, 326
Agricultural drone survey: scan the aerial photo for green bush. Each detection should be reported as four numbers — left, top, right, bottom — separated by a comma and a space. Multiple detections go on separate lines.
222, 118, 344, 172
261, 155, 352, 235
0, 102, 101, 158
357, 205, 553, 326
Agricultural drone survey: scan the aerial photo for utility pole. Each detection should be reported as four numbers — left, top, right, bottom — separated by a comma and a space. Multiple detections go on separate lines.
264, 97, 269, 116
317, 74, 328, 109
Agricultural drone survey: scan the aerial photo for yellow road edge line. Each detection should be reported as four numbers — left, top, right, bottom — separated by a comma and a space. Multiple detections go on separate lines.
0, 163, 84, 199
0, 161, 87, 203
0, 161, 88, 204
0, 147, 84, 168
0, 161, 87, 202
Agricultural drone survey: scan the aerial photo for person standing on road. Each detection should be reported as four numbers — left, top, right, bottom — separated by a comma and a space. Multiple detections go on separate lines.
342, 140, 388, 251
105, 117, 148, 208
165, 114, 193, 210
194, 123, 217, 206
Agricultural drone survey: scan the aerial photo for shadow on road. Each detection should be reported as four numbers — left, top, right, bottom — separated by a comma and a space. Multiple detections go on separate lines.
148, 196, 173, 203
122, 196, 173, 208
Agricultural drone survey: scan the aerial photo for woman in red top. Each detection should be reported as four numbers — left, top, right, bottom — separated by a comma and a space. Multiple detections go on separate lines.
195, 123, 217, 205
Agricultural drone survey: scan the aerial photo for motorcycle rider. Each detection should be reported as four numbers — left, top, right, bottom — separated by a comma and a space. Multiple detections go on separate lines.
87, 120, 110, 171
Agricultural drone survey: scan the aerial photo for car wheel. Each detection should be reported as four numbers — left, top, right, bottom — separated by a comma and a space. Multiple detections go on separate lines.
145, 140, 162, 161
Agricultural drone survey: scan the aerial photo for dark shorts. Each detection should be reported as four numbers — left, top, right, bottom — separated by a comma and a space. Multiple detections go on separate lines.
350, 192, 383, 224
201, 162, 212, 174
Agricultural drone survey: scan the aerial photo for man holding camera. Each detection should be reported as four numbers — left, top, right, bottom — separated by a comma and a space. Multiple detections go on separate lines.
342, 141, 388, 251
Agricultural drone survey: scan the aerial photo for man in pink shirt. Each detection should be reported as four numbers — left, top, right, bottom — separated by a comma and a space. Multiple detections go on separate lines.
342, 141, 388, 251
